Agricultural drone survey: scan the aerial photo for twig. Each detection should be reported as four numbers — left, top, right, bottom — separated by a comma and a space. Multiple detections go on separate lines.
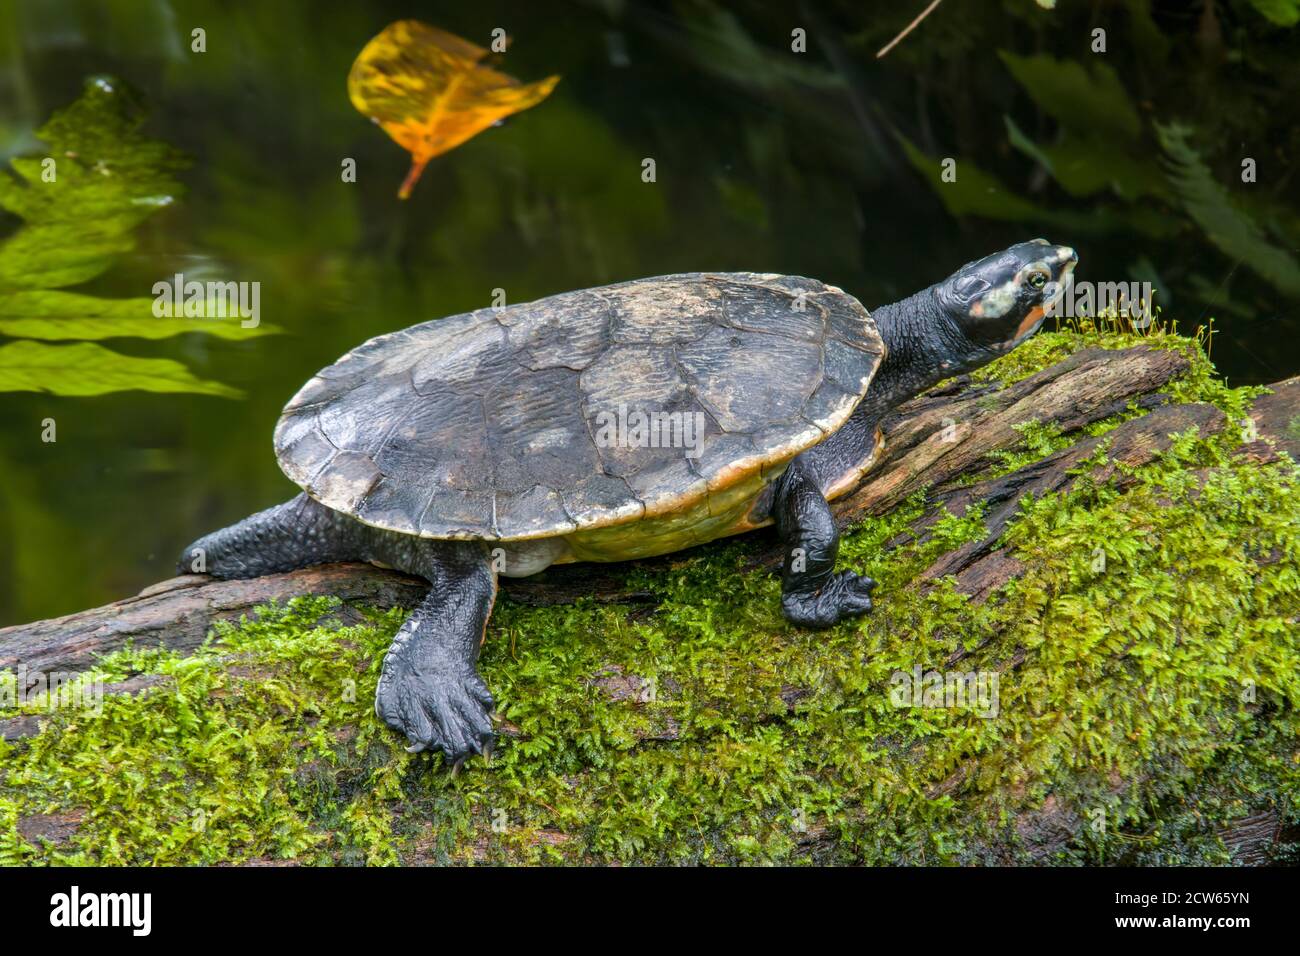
877, 0, 944, 59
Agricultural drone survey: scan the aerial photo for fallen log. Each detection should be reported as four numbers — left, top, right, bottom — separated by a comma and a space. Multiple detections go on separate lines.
920, 401, 1226, 599
0, 563, 429, 677
0, 346, 1285, 685
3, 344, 1297, 867
1242, 374, 1300, 463
830, 343, 1191, 520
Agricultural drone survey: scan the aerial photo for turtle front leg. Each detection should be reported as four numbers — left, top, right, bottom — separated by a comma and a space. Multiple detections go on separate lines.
373, 541, 498, 768
773, 458, 875, 629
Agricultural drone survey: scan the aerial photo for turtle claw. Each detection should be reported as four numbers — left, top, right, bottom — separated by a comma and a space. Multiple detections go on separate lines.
374, 654, 496, 768
782, 570, 877, 629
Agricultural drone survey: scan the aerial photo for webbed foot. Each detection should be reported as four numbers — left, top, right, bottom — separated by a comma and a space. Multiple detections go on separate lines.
374, 650, 495, 765
781, 570, 877, 629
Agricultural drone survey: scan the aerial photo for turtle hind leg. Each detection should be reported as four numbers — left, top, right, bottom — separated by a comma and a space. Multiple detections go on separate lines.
183, 495, 498, 768
373, 540, 498, 768
772, 457, 876, 629
177, 492, 362, 579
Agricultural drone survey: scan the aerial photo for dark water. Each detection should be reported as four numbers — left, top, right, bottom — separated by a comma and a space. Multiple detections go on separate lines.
1, 0, 1297, 624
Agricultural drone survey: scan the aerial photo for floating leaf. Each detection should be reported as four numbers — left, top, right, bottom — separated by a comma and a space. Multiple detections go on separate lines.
0, 340, 240, 397
348, 20, 560, 199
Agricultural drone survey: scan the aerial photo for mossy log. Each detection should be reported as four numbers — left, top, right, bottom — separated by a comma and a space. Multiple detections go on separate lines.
0, 344, 1223, 679
1, 350, 1292, 689
2, 342, 1298, 867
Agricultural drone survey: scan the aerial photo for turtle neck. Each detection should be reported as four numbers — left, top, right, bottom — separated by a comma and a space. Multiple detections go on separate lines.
853, 285, 990, 425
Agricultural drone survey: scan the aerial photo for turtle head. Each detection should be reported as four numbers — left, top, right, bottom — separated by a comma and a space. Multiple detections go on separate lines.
935, 239, 1077, 355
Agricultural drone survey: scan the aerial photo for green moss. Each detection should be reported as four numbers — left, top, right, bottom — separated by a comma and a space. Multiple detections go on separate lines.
988, 419, 1071, 474
3, 326, 1297, 866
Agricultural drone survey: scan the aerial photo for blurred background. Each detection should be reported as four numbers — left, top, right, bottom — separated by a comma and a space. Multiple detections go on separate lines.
0, 0, 1297, 624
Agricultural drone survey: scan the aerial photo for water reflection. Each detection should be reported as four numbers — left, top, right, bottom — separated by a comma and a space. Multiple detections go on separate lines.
1, 1, 1296, 623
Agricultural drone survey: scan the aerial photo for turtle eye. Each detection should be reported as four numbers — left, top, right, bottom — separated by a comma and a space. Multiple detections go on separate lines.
1027, 271, 1048, 290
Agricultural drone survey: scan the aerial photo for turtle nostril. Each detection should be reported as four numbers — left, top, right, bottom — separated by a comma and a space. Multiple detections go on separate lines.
1058, 246, 1078, 264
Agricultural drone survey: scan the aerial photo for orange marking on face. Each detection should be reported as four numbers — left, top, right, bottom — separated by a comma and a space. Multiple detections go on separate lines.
1016, 305, 1044, 339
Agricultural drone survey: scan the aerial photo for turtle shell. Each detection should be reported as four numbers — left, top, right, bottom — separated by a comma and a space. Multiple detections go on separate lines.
273, 272, 884, 541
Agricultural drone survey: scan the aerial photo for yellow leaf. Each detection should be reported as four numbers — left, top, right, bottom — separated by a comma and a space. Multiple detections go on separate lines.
348, 21, 560, 199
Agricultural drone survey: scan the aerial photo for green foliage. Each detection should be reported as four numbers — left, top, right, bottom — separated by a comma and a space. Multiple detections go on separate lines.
989, 418, 1070, 473
0, 340, 240, 397
896, 132, 1174, 240
998, 52, 1140, 140
902, 51, 1166, 214
0, 78, 270, 396
0, 290, 267, 341
0, 78, 184, 291
897, 134, 1046, 222
3, 327, 1296, 866
684, 3, 843, 91
887, 11, 1300, 317
1248, 0, 1300, 26
1157, 123, 1300, 298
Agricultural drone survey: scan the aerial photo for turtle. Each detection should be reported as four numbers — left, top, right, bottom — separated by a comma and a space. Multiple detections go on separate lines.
181, 239, 1077, 768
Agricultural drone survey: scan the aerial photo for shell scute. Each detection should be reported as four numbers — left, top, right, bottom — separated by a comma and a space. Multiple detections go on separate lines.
274, 273, 883, 540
